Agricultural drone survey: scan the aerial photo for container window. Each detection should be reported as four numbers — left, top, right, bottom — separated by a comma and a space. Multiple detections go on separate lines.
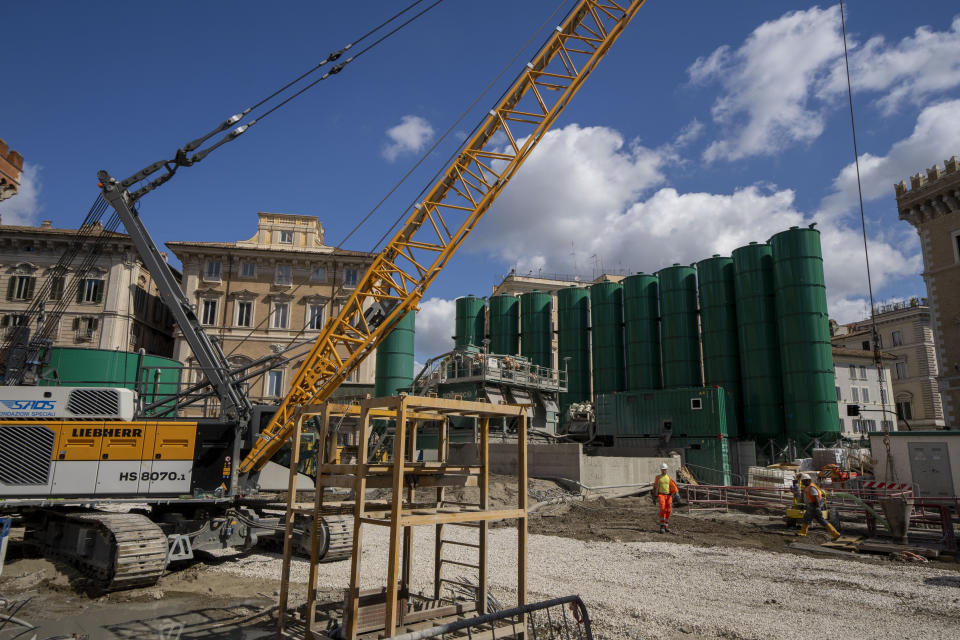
690, 398, 702, 410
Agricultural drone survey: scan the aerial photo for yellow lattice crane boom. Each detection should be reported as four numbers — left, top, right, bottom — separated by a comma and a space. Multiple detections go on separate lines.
239, 0, 647, 479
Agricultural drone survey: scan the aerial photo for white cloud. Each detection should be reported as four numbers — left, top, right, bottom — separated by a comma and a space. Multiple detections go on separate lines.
818, 99, 960, 219
382, 115, 434, 162
818, 16, 960, 115
689, 6, 842, 162
414, 297, 455, 362
0, 163, 42, 225
471, 124, 918, 325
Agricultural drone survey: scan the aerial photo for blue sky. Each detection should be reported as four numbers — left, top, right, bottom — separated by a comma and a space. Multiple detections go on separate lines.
2, 1, 958, 363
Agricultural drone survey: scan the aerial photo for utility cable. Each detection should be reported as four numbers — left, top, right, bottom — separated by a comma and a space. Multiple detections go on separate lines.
839, 1, 891, 434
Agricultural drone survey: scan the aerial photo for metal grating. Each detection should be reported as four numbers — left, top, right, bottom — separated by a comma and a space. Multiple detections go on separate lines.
0, 424, 56, 485
66, 388, 120, 416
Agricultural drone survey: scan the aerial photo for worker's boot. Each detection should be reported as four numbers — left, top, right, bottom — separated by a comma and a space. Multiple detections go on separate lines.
664, 525, 673, 534
659, 524, 665, 534
796, 524, 809, 537
825, 523, 841, 540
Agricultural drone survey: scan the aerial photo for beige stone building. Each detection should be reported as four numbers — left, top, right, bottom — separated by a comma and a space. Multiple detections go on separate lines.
896, 156, 960, 428
0, 219, 177, 363
831, 300, 945, 430
166, 212, 378, 403
0, 138, 23, 202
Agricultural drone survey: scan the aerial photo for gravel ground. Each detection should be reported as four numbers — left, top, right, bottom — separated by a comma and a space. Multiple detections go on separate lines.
208, 525, 960, 640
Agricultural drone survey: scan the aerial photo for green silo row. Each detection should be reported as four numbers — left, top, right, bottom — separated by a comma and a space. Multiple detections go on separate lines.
732, 242, 784, 440
590, 281, 625, 395
697, 256, 742, 438
558, 286, 590, 417
454, 295, 485, 348
769, 225, 839, 443
489, 294, 520, 355
623, 273, 661, 391
657, 265, 701, 388
375, 310, 415, 397
520, 291, 553, 368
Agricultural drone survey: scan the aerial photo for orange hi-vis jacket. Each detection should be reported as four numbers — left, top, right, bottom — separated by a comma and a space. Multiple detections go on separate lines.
804, 483, 824, 504
655, 473, 678, 496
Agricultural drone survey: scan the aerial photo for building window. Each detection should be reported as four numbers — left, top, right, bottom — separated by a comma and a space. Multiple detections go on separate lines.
859, 365, 867, 380
690, 397, 702, 410
134, 285, 147, 312
835, 386, 841, 402
880, 388, 888, 404
279, 230, 293, 244
891, 330, 903, 347
203, 260, 222, 282
240, 262, 256, 278
863, 419, 876, 432
201, 299, 218, 325
851, 387, 859, 403
861, 340, 870, 351
896, 400, 913, 421
953, 229, 960, 264
152, 297, 165, 323
275, 265, 292, 286
267, 370, 284, 397
838, 418, 844, 431
48, 276, 65, 301
310, 267, 326, 282
72, 316, 99, 341
894, 361, 907, 380
881, 420, 894, 430
848, 364, 856, 379
861, 387, 870, 403
343, 268, 359, 288
307, 304, 324, 330
77, 278, 105, 304
236, 301, 253, 327
7, 275, 36, 301
272, 302, 289, 329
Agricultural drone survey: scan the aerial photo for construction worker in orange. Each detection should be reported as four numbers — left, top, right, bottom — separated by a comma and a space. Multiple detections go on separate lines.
797, 476, 841, 539
654, 462, 679, 534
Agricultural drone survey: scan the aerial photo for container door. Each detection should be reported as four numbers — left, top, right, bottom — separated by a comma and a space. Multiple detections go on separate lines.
908, 442, 954, 497
145, 423, 195, 495
95, 423, 149, 495
0, 422, 59, 497
51, 422, 103, 496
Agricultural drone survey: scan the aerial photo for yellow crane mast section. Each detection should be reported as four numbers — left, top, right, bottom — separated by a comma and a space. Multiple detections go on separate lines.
239, 0, 647, 475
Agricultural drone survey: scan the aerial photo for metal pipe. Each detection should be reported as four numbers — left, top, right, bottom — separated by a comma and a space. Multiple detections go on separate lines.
832, 491, 891, 530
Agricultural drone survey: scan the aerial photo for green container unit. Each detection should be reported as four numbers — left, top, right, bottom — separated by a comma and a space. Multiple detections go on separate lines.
590, 281, 625, 396
673, 436, 731, 486
657, 265, 701, 388
594, 387, 729, 439
622, 273, 661, 391
696, 256, 742, 437
520, 291, 553, 369
42, 347, 182, 415
375, 310, 415, 397
454, 296, 486, 348
769, 225, 839, 443
488, 294, 520, 356
557, 286, 591, 419
732, 242, 784, 441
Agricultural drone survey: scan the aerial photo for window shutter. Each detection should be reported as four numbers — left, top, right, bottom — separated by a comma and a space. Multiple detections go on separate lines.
24, 277, 35, 300
72, 317, 79, 330
1, 315, 8, 327
92, 317, 99, 330
94, 281, 104, 304
77, 281, 85, 303
6, 278, 14, 301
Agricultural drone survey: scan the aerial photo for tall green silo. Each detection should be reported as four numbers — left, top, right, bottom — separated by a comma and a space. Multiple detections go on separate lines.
657, 265, 701, 388
558, 286, 591, 418
622, 273, 661, 391
454, 296, 485, 348
375, 310, 415, 396
697, 256, 742, 437
732, 242, 784, 441
520, 291, 553, 368
590, 281, 625, 396
769, 225, 839, 443
488, 294, 520, 355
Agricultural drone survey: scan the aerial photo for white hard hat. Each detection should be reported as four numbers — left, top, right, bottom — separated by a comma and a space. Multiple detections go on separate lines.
660, 463, 668, 470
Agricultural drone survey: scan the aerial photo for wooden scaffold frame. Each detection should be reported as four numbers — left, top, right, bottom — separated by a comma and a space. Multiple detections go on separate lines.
276, 395, 529, 639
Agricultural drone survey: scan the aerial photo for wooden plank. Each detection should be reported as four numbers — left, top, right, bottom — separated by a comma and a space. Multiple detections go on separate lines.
345, 405, 373, 640
305, 403, 331, 634
277, 411, 304, 634
858, 541, 940, 558
384, 398, 409, 637
479, 416, 489, 615
360, 508, 527, 527
517, 411, 528, 614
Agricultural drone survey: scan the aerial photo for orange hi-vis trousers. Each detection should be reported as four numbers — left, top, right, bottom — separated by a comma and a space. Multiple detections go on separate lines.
658, 493, 673, 526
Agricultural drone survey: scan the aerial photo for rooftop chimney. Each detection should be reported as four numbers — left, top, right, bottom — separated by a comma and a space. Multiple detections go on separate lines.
40, 220, 52, 229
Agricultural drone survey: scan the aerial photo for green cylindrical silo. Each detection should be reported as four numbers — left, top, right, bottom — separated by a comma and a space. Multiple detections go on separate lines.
489, 294, 520, 355
697, 256, 742, 437
657, 265, 701, 388
769, 225, 839, 443
520, 291, 552, 368
732, 242, 784, 441
622, 273, 661, 391
558, 286, 590, 417
590, 281, 624, 396
454, 295, 485, 348
375, 310, 415, 396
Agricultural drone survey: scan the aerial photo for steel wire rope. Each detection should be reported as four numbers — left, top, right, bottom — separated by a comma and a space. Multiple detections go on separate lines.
839, 1, 891, 437
241, 0, 572, 375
